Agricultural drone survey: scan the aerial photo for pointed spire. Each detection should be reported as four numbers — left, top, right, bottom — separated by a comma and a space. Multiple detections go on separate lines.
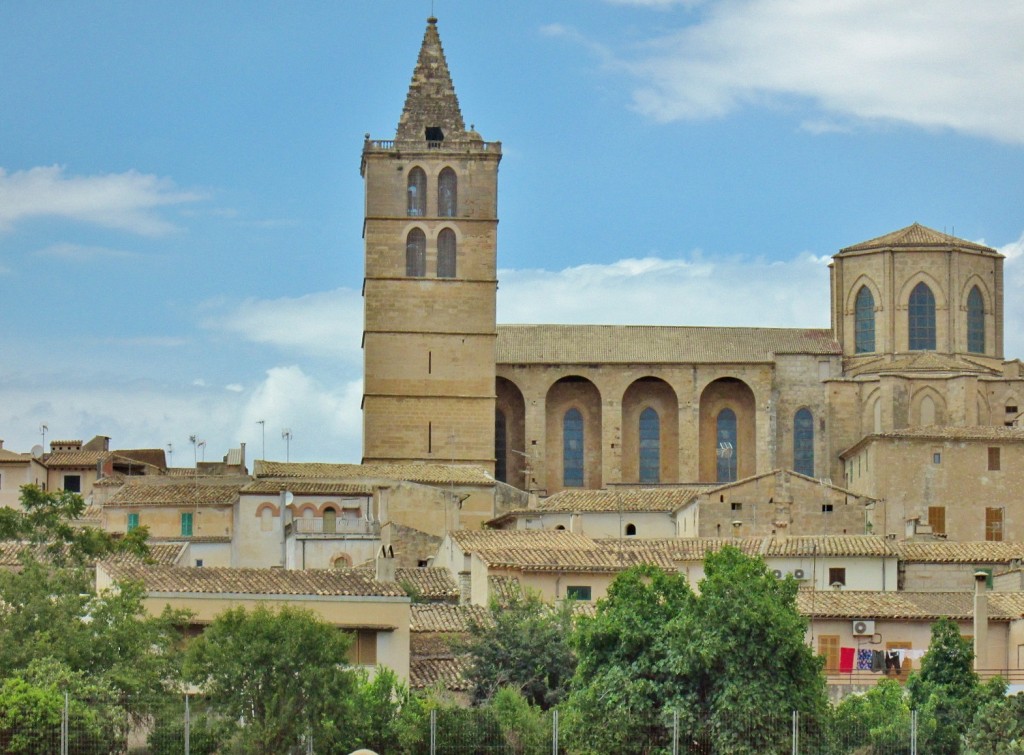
396, 17, 467, 143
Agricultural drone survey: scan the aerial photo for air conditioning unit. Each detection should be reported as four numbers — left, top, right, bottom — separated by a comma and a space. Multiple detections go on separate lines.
793, 568, 808, 580
852, 620, 875, 636
772, 569, 784, 579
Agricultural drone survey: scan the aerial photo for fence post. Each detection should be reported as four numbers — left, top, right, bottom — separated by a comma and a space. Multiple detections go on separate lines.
910, 709, 917, 755
430, 707, 437, 755
791, 710, 799, 755
61, 691, 69, 755
672, 709, 679, 755
184, 693, 191, 755
552, 708, 559, 754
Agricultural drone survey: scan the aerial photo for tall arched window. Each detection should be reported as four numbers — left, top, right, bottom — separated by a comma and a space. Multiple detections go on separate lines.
438, 167, 457, 217
854, 286, 875, 353
563, 408, 584, 487
323, 507, 337, 534
967, 286, 985, 353
908, 282, 936, 350
494, 410, 507, 483
716, 408, 737, 483
406, 229, 426, 277
437, 228, 457, 278
407, 167, 426, 217
793, 408, 814, 477
639, 407, 660, 483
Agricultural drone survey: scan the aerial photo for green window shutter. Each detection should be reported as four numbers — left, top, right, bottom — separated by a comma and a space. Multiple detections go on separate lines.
181, 512, 193, 537
127, 513, 139, 532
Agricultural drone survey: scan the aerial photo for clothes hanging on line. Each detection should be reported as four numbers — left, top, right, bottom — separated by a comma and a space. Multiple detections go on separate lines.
839, 647, 856, 674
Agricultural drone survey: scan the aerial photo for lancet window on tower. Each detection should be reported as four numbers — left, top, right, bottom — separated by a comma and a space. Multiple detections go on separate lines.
716, 408, 737, 483
793, 408, 814, 477
967, 286, 985, 353
639, 407, 660, 484
854, 286, 875, 353
438, 228, 457, 278
407, 167, 426, 217
438, 168, 457, 217
406, 228, 426, 277
908, 282, 937, 350
563, 408, 584, 487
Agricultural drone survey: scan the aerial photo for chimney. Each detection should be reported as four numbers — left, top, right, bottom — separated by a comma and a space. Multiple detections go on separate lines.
973, 570, 989, 671
458, 570, 472, 605
375, 545, 396, 583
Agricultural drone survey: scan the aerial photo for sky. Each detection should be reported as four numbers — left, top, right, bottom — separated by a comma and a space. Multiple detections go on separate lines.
1, 0, 1023, 466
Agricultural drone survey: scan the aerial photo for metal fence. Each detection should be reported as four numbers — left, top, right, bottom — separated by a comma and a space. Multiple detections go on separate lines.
0, 695, 950, 754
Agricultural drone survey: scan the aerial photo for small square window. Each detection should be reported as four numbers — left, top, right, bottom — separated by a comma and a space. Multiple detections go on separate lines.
1006, 405, 1018, 414
566, 585, 592, 601
933, 452, 941, 464
828, 567, 846, 587
63, 474, 82, 493
731, 502, 742, 512
822, 504, 834, 513
195, 559, 204, 568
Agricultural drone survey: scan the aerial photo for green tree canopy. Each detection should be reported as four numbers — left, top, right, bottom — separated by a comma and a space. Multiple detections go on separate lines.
463, 588, 577, 709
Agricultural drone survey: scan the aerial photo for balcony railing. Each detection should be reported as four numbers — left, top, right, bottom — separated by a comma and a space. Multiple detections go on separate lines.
363, 138, 501, 153
291, 517, 378, 536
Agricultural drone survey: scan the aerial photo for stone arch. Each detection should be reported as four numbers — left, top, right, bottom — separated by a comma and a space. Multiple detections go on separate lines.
296, 503, 317, 518
844, 274, 883, 356
545, 376, 602, 492
254, 502, 280, 518
621, 377, 679, 484
322, 505, 338, 534
698, 377, 756, 483
861, 388, 882, 436
960, 276, 992, 355
331, 552, 353, 568
897, 272, 946, 352
496, 377, 527, 487
911, 386, 946, 427
977, 390, 991, 425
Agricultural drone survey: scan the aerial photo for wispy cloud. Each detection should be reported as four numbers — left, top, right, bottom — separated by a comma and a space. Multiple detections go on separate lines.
598, 0, 1024, 143
34, 242, 140, 261
0, 165, 205, 235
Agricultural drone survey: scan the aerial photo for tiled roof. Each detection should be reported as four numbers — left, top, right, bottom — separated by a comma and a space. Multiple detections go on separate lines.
475, 546, 677, 573
841, 425, 1024, 458
78, 505, 104, 521
0, 541, 185, 567
797, 590, 1024, 620
411, 603, 490, 632
496, 325, 840, 365
254, 460, 494, 486
764, 536, 893, 558
488, 575, 522, 605
112, 449, 167, 468
837, 223, 996, 256
593, 537, 766, 559
358, 566, 458, 601
101, 563, 408, 597
530, 487, 707, 513
166, 467, 200, 477
241, 479, 374, 496
845, 352, 999, 377
0, 448, 31, 462
450, 529, 597, 553
44, 451, 109, 468
410, 657, 472, 691
149, 535, 233, 544
105, 476, 247, 507
894, 541, 1024, 563
703, 469, 868, 499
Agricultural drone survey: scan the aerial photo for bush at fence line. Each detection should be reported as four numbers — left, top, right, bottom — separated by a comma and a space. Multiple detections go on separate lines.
965, 692, 1024, 754
146, 697, 223, 755
831, 679, 912, 754
0, 659, 127, 755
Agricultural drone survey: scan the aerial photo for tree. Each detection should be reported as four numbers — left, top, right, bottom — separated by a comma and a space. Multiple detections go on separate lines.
462, 588, 577, 708
907, 617, 982, 754
832, 678, 912, 753
966, 690, 1024, 754
182, 604, 358, 754
564, 548, 830, 754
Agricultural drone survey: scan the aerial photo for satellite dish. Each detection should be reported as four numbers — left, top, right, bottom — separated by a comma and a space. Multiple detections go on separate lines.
30, 445, 44, 459
283, 491, 294, 506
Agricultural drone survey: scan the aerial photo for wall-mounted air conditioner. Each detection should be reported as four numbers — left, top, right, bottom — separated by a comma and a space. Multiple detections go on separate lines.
772, 569, 784, 579
793, 568, 808, 580
852, 619, 875, 636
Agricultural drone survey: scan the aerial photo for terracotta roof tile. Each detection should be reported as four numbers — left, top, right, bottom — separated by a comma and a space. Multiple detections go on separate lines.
410, 657, 472, 691
355, 566, 458, 601
411, 603, 490, 632
764, 536, 893, 558
488, 575, 522, 605
450, 529, 597, 552
530, 487, 707, 513
496, 324, 840, 365
797, 590, 1024, 620
0, 448, 32, 462
592, 537, 767, 559
254, 460, 493, 486
838, 223, 996, 255
894, 541, 1024, 563
44, 451, 109, 468
241, 479, 374, 496
101, 563, 408, 597
475, 546, 677, 572
105, 476, 247, 507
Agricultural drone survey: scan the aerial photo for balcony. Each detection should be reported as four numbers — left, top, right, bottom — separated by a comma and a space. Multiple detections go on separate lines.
288, 517, 379, 538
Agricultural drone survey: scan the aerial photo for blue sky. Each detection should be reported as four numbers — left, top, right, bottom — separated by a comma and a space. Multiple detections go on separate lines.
1, 0, 1022, 465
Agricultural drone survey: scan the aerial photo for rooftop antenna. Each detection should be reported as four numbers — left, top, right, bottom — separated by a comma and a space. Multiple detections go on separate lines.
282, 428, 292, 462
257, 420, 266, 460
167, 443, 173, 467
39, 423, 48, 450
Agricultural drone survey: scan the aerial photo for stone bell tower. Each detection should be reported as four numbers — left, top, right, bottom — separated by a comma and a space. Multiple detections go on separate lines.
360, 17, 501, 471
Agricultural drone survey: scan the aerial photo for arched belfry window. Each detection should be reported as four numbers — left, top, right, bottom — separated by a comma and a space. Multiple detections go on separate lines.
716, 408, 737, 483
793, 408, 814, 477
563, 408, 584, 487
438, 168, 457, 217
437, 228, 457, 278
406, 228, 426, 277
908, 282, 937, 351
967, 286, 985, 353
407, 167, 426, 217
854, 286, 875, 354
639, 407, 660, 483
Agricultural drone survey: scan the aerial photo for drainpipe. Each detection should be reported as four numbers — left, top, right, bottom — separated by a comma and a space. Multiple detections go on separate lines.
974, 570, 989, 672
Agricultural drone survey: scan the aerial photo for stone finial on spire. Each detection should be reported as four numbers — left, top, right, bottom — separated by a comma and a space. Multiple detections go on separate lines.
396, 17, 467, 143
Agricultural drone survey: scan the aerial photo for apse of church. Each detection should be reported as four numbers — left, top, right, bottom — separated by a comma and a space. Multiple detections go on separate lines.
363, 18, 1024, 498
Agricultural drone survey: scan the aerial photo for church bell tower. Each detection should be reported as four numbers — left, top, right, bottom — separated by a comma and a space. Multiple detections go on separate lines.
360, 17, 500, 471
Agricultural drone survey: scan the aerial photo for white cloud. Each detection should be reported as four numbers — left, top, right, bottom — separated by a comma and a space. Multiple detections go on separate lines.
604, 0, 703, 7
34, 242, 140, 261
225, 383, 244, 393
0, 165, 205, 235
998, 232, 1024, 359
498, 251, 830, 328
615, 0, 1024, 143
209, 288, 363, 364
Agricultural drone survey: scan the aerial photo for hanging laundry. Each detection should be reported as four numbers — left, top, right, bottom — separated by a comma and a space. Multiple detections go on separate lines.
840, 647, 856, 673
871, 649, 884, 672
856, 648, 873, 671
884, 651, 901, 672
